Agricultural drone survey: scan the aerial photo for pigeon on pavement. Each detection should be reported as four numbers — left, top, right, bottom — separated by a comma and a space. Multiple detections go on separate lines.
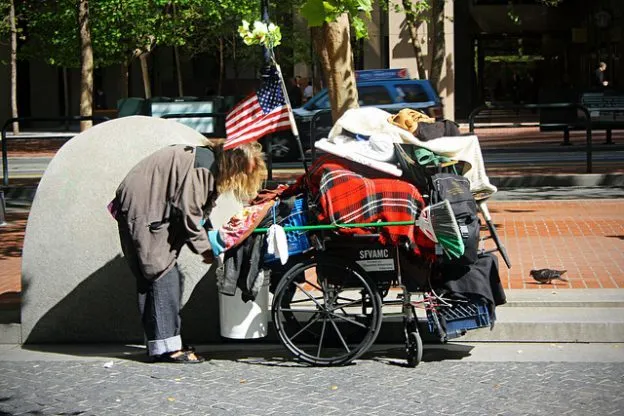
530, 269, 568, 284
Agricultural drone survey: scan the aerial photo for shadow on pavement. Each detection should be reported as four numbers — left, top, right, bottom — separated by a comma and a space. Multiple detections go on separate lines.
18, 341, 476, 368
23, 254, 224, 346
23, 256, 144, 345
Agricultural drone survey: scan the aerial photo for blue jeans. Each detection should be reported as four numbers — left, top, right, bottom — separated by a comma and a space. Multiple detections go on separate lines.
118, 219, 182, 356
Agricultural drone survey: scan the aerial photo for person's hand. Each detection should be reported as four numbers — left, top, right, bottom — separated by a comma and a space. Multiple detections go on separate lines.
201, 250, 215, 264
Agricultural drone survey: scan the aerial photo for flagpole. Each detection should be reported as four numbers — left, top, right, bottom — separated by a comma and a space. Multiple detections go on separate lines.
269, 51, 310, 180
261, 1, 273, 180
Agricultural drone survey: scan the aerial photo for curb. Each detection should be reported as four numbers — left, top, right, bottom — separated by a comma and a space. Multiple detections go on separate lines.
2, 173, 624, 207
3, 290, 624, 345
0, 324, 20, 344
2, 186, 37, 207
457, 307, 624, 343
491, 173, 624, 188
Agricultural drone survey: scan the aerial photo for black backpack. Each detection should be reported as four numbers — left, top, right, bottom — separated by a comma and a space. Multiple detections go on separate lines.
430, 173, 480, 265
415, 120, 461, 141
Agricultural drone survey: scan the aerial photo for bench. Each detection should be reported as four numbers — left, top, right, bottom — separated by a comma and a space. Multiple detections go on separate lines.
93, 109, 118, 123
580, 92, 624, 144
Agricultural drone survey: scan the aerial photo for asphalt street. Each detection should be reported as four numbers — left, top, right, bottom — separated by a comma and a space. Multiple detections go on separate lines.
1, 343, 623, 416
3, 158, 624, 205
3, 147, 624, 179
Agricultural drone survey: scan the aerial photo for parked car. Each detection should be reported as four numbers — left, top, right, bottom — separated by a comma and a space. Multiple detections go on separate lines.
265, 68, 443, 162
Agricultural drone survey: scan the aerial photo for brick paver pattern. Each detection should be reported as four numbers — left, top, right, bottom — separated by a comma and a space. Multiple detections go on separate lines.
2, 200, 623, 301
489, 200, 624, 289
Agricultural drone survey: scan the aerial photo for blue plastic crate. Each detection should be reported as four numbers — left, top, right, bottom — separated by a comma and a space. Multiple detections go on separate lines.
428, 299, 491, 340
264, 197, 311, 263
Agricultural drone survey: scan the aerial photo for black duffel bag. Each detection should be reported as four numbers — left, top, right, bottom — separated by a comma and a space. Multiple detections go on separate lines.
431, 173, 480, 265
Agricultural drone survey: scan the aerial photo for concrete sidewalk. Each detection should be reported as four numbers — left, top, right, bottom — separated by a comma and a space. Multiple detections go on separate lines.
1, 126, 624, 347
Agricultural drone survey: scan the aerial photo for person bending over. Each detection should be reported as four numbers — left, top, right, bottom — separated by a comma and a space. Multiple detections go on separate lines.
113, 141, 266, 363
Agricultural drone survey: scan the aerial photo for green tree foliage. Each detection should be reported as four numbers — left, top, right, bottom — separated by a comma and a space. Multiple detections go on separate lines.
19, 0, 200, 69
183, 0, 261, 83
384, 0, 432, 79
298, 0, 376, 121
300, 0, 373, 39
0, 0, 9, 39
181, 0, 309, 93
538, 0, 564, 5
0, 0, 11, 66
1, 0, 19, 133
508, 0, 565, 25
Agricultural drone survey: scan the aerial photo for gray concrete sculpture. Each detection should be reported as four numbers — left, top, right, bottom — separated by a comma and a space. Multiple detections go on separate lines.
21, 116, 241, 343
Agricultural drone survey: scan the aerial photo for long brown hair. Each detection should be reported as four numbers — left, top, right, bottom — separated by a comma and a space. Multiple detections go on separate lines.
209, 141, 267, 201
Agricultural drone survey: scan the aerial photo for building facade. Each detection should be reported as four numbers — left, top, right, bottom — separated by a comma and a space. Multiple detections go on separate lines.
1, 0, 622, 125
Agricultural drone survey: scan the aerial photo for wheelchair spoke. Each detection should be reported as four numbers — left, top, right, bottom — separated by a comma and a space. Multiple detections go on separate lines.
327, 311, 369, 329
328, 316, 351, 354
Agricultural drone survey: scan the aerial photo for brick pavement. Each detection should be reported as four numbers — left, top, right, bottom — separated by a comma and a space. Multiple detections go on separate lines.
0, 210, 26, 310
1, 199, 622, 302
489, 199, 624, 289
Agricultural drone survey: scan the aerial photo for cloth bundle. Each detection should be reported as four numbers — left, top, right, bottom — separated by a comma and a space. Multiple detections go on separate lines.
298, 155, 436, 261
324, 107, 497, 198
436, 253, 507, 319
208, 200, 275, 257
320, 106, 404, 166
387, 108, 435, 134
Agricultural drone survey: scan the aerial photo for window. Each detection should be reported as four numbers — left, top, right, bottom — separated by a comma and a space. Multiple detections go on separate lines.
396, 84, 430, 103
357, 86, 392, 106
313, 93, 331, 109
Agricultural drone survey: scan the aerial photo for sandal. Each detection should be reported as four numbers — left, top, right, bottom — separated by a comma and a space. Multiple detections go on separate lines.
152, 350, 205, 364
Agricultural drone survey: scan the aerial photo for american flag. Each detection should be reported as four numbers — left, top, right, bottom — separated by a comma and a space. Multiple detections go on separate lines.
224, 69, 292, 150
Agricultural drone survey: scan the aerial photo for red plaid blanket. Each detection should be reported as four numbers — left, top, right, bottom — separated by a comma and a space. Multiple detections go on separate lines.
288, 155, 435, 260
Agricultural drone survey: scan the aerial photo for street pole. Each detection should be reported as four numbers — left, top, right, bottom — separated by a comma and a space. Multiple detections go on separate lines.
0, 190, 7, 226
261, 0, 274, 181
261, 0, 270, 65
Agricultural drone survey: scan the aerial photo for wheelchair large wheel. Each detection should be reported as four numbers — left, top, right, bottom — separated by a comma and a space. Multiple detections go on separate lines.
272, 258, 383, 366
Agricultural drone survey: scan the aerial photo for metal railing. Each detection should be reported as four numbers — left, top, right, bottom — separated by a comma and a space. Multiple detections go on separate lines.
580, 106, 624, 144
1, 116, 111, 187
0, 189, 6, 226
468, 103, 593, 173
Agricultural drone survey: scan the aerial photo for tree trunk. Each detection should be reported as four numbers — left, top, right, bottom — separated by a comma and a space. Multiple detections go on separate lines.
218, 37, 224, 95
429, 0, 445, 89
174, 46, 184, 97
172, 3, 183, 97
9, 0, 19, 134
231, 34, 239, 83
78, 0, 93, 131
120, 62, 129, 98
139, 54, 152, 99
62, 68, 70, 130
311, 13, 358, 123
402, 0, 427, 80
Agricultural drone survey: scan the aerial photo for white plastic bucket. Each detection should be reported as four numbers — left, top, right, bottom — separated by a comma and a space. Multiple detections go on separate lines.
218, 271, 270, 339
